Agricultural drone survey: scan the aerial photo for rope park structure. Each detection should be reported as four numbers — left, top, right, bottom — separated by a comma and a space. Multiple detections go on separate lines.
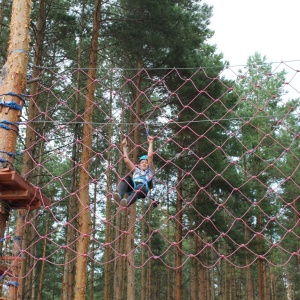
1, 1, 300, 300
0, 62, 299, 300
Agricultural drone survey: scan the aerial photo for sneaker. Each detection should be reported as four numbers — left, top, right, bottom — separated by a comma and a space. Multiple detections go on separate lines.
113, 192, 120, 202
120, 199, 127, 207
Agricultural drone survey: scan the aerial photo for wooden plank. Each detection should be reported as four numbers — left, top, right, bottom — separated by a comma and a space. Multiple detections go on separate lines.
0, 169, 51, 209
9, 202, 39, 210
9, 201, 41, 210
0, 190, 29, 200
0, 167, 11, 172
0, 172, 15, 186
12, 172, 34, 192
5, 171, 32, 192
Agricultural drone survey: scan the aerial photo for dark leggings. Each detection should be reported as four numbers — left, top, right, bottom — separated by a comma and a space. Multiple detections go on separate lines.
117, 175, 148, 207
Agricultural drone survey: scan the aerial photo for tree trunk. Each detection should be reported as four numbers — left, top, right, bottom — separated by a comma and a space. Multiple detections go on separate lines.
166, 190, 171, 300
294, 198, 300, 288
114, 209, 127, 300
126, 63, 143, 300
28, 212, 37, 300
0, 0, 32, 298
146, 207, 152, 300
146, 247, 151, 300
0, 0, 30, 167
175, 166, 183, 300
198, 238, 206, 300
190, 234, 198, 300
257, 212, 265, 300
37, 211, 50, 300
21, 86, 49, 300
61, 137, 78, 300
25, 98, 47, 299
62, 2, 84, 299
104, 74, 113, 300
113, 95, 126, 300
285, 267, 293, 300
245, 227, 253, 300
73, 0, 101, 298
17, 0, 47, 297
62, 195, 77, 300
126, 178, 137, 299
125, 162, 137, 298
210, 266, 215, 300
0, 202, 9, 297
89, 181, 98, 300
140, 200, 146, 300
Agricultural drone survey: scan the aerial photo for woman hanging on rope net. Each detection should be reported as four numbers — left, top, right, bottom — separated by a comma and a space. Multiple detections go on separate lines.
113, 135, 160, 208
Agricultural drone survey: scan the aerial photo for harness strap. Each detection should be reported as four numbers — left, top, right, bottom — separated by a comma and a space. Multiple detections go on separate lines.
133, 180, 149, 191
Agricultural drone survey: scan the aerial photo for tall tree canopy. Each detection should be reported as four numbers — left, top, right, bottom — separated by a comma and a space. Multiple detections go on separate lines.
0, 0, 299, 299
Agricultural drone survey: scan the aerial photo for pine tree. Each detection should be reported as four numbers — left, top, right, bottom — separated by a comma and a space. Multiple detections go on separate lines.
234, 52, 293, 299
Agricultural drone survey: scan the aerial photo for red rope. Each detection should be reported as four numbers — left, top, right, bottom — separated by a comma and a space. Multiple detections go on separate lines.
3, 61, 299, 276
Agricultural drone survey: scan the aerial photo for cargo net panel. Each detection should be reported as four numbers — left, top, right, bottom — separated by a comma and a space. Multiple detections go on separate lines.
4, 61, 300, 278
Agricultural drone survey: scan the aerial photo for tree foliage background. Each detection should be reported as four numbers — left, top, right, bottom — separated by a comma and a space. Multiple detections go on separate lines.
0, 0, 299, 299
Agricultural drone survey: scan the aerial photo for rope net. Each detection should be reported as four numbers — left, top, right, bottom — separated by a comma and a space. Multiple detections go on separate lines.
1, 60, 300, 298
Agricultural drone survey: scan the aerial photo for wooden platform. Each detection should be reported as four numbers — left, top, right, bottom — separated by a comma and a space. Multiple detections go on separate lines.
0, 168, 51, 210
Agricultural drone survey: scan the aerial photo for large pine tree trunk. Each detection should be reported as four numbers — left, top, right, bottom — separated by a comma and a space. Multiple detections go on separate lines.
0, 0, 30, 168
0, 0, 31, 298
73, 0, 101, 298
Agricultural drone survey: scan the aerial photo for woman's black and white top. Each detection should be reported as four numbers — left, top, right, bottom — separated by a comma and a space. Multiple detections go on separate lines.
132, 167, 153, 188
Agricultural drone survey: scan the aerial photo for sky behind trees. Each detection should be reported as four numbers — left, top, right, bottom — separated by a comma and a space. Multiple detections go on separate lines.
204, 0, 300, 65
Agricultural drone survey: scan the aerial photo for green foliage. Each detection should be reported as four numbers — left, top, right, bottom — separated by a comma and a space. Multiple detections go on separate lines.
2, 0, 300, 296
107, 0, 215, 68
0, 0, 12, 65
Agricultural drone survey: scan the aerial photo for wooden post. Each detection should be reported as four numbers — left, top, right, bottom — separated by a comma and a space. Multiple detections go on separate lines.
0, 0, 31, 167
0, 0, 32, 299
